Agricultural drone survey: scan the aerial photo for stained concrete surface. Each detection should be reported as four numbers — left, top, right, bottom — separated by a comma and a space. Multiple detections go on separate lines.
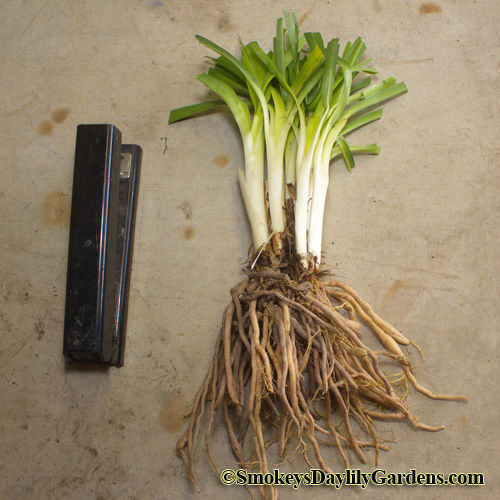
0, 1, 498, 498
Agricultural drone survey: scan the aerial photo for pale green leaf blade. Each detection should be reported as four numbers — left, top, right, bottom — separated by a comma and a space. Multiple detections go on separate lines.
168, 99, 225, 124
342, 109, 383, 135
336, 136, 355, 171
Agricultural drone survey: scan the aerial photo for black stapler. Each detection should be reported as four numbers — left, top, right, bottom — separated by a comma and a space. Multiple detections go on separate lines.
63, 125, 141, 366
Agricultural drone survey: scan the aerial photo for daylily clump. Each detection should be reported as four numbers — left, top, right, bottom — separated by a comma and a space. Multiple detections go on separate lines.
169, 12, 466, 499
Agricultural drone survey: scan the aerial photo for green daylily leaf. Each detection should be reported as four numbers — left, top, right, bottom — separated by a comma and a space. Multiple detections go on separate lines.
196, 73, 252, 135
331, 143, 380, 160
342, 109, 383, 135
304, 32, 326, 54
207, 67, 249, 96
284, 10, 299, 79
321, 39, 339, 109
350, 76, 371, 94
168, 99, 225, 124
336, 136, 355, 171
342, 81, 408, 120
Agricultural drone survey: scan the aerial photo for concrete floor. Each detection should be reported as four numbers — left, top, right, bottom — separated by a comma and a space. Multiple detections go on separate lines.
0, 0, 498, 498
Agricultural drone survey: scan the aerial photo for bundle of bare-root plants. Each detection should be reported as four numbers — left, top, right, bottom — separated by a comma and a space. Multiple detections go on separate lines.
169, 12, 466, 498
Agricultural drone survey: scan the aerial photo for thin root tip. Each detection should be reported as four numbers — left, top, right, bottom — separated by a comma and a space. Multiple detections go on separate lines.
436, 394, 469, 403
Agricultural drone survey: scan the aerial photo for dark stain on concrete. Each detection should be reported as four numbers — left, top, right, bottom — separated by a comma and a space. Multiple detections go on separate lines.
51, 107, 70, 124
37, 120, 54, 136
85, 446, 98, 457
214, 154, 229, 168
217, 14, 233, 32
419, 2, 442, 14
42, 191, 70, 228
183, 226, 195, 240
